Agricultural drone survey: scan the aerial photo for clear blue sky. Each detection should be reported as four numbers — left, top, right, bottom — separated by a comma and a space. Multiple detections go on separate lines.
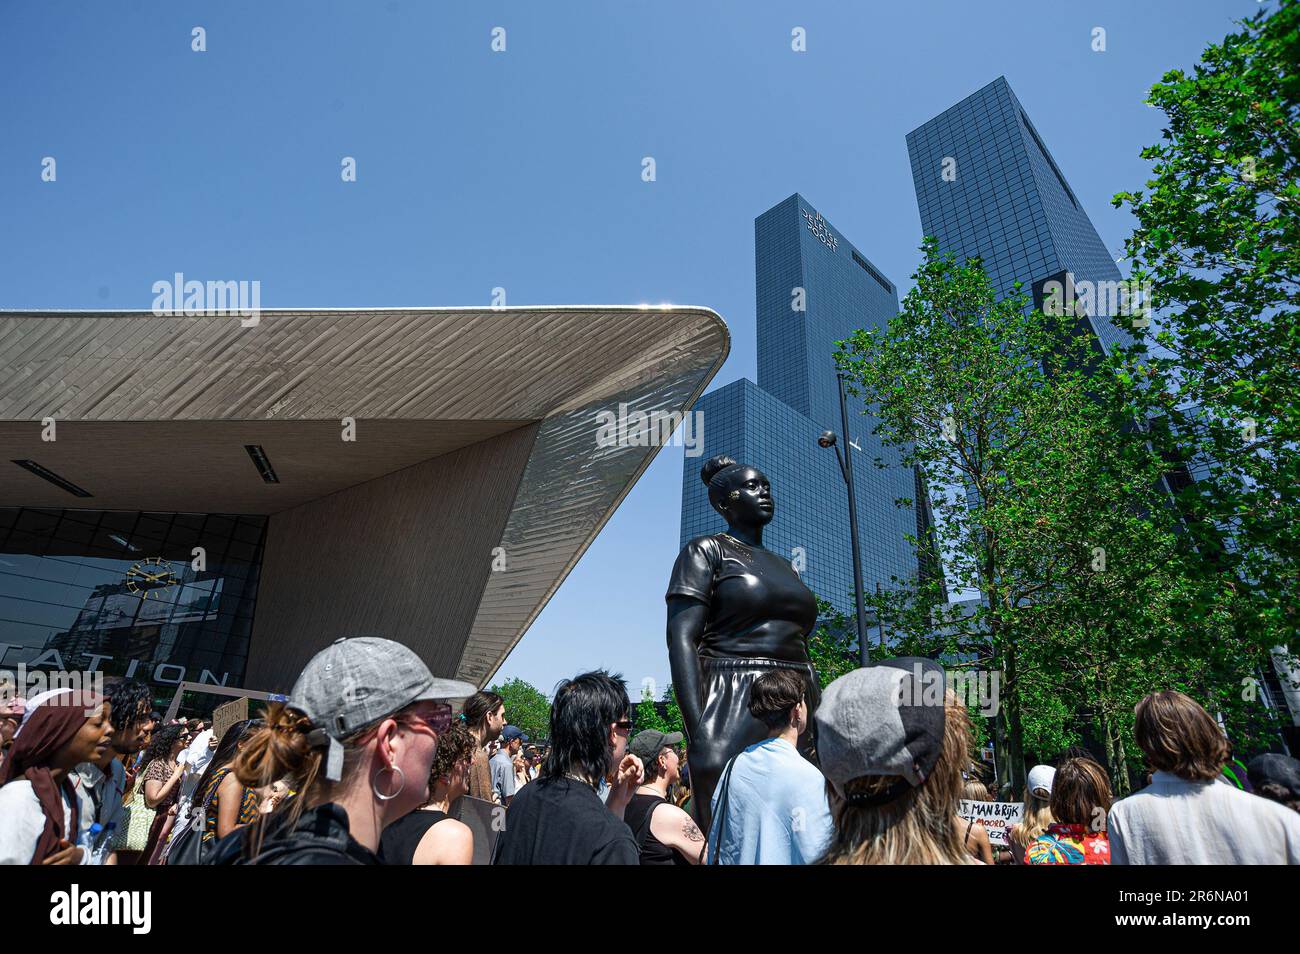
0, 0, 1263, 699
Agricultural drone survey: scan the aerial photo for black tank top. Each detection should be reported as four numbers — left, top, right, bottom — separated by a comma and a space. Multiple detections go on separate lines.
378, 809, 449, 865
625, 793, 691, 866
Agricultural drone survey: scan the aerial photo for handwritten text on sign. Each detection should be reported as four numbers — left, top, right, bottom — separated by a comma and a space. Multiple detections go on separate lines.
958, 800, 1024, 847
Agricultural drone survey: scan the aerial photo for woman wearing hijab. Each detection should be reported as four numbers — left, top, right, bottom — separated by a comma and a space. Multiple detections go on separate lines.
0, 691, 112, 865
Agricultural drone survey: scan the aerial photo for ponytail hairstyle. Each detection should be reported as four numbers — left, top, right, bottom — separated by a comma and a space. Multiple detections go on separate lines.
231, 701, 433, 859
461, 691, 504, 735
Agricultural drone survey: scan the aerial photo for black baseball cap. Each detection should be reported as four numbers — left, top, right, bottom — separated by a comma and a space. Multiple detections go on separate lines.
629, 729, 684, 765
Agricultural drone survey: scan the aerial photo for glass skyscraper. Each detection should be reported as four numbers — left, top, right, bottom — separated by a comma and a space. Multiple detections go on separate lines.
906, 76, 1131, 354
907, 77, 1300, 745
680, 195, 935, 618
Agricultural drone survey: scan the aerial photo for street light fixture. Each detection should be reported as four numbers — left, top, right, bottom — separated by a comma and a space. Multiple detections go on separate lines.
818, 372, 871, 667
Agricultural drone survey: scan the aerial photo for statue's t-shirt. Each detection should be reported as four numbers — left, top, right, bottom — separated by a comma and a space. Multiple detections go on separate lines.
665, 533, 817, 661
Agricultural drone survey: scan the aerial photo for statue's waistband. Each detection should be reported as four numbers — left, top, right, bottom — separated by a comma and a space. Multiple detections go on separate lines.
700, 656, 812, 672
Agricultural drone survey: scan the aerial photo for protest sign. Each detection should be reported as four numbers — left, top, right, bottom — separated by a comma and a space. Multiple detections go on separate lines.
211, 697, 249, 743
959, 799, 1024, 847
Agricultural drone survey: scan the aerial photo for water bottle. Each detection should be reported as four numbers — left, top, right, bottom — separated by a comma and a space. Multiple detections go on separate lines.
79, 823, 103, 865
92, 822, 116, 864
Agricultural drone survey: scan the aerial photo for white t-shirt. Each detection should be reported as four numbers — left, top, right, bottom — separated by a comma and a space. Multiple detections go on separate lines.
0, 779, 88, 865
179, 730, 215, 800
1108, 770, 1300, 864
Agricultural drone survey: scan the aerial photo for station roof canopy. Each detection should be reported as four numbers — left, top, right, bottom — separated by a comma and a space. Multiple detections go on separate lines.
0, 306, 728, 688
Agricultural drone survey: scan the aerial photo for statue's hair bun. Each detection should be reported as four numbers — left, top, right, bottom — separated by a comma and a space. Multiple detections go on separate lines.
700, 454, 738, 486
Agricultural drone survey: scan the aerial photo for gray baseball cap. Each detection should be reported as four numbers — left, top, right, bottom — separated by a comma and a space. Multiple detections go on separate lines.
629, 729, 684, 766
815, 657, 948, 804
290, 636, 478, 781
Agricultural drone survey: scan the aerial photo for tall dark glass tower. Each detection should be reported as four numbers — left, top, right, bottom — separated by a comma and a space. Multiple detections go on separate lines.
680, 195, 938, 619
906, 76, 1131, 353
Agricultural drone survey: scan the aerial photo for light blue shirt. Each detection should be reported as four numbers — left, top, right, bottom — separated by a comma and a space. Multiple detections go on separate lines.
490, 750, 517, 802
707, 736, 833, 865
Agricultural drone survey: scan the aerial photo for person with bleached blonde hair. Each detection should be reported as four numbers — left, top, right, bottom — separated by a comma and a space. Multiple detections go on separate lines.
815, 658, 978, 865
1008, 764, 1055, 864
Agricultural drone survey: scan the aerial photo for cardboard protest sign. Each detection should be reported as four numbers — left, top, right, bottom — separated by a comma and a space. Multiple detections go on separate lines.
959, 799, 1024, 847
211, 697, 249, 743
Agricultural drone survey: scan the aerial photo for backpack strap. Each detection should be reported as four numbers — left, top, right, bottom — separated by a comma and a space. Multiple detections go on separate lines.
707, 756, 739, 866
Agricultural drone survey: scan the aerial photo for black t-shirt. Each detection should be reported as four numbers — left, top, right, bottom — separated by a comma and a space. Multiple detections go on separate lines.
665, 533, 817, 660
492, 777, 639, 865
377, 809, 449, 865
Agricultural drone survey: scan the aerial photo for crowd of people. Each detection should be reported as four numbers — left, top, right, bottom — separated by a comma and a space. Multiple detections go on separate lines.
3, 637, 1299, 865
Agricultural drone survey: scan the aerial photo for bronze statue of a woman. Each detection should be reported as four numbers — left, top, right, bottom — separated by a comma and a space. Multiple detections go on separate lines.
664, 454, 820, 834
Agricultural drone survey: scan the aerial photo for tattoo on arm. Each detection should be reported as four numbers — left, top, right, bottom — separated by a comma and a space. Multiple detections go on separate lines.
682, 818, 704, 842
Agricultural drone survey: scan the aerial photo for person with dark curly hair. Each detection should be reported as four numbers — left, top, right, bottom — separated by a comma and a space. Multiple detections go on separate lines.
137, 722, 191, 863
379, 720, 478, 865
70, 680, 154, 863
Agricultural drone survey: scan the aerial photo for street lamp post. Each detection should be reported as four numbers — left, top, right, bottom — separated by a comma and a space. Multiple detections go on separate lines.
818, 371, 871, 667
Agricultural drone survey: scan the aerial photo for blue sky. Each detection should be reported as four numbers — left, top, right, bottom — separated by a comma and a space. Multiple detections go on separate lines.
0, 0, 1265, 699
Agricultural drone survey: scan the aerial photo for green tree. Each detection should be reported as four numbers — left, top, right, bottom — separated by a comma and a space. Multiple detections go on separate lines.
808, 600, 860, 690
635, 687, 671, 734
489, 677, 551, 743
835, 242, 1106, 791
834, 242, 1265, 793
661, 684, 686, 737
1113, 0, 1300, 652
633, 684, 687, 738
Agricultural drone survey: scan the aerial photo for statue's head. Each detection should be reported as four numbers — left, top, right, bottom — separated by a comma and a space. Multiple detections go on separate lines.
700, 455, 774, 528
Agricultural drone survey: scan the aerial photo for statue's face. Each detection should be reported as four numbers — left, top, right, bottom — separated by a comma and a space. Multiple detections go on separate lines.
716, 466, 774, 527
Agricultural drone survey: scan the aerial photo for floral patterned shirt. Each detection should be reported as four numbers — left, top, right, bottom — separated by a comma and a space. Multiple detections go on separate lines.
1026, 822, 1110, 865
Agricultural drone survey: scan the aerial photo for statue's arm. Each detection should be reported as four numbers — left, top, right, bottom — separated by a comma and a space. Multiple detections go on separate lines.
666, 597, 708, 741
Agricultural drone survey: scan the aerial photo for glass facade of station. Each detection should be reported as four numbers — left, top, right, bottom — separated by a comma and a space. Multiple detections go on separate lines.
0, 507, 265, 696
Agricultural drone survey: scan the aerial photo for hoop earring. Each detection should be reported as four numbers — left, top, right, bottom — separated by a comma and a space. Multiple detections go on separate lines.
373, 764, 406, 801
